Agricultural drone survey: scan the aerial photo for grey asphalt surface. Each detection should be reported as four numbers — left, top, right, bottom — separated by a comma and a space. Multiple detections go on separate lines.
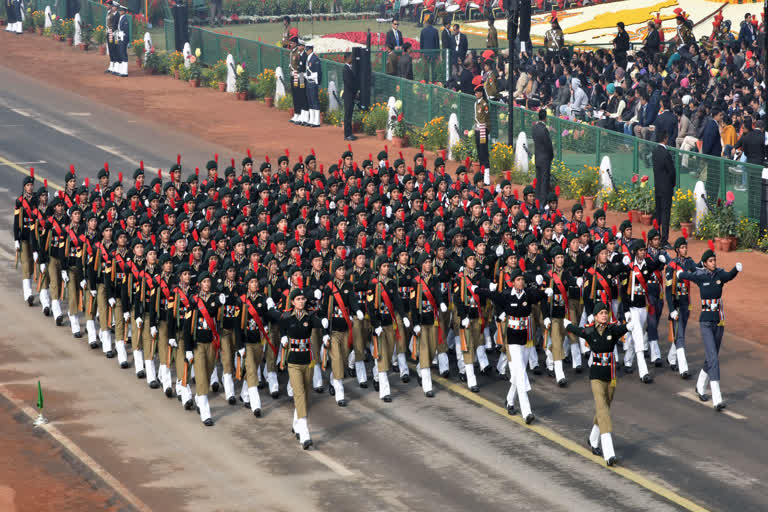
1, 68, 767, 512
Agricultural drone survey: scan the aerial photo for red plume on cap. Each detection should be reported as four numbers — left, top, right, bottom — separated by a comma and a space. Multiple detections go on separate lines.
347, 143, 352, 153
310, 147, 316, 157
208, 258, 216, 274
214, 153, 219, 163
682, 227, 688, 239
532, 178, 537, 188
194, 167, 200, 177
458, 217, 464, 229
419, 144, 424, 153
110, 191, 115, 202
387, 245, 393, 258
652, 219, 659, 230
104, 162, 109, 172
270, 242, 277, 255
44, 178, 48, 188
440, 149, 447, 161
246, 148, 252, 159
70, 164, 75, 173
281, 203, 288, 215
580, 195, 585, 206
361, 234, 367, 248
642, 231, 647, 243
264, 155, 270, 164
229, 157, 235, 168
519, 258, 526, 272
508, 215, 513, 228
84, 177, 89, 188
586, 216, 591, 226
437, 231, 444, 241
343, 204, 349, 218
555, 185, 561, 197
611, 225, 617, 236
315, 239, 321, 252
707, 239, 715, 251
468, 239, 475, 251
603, 232, 609, 243
418, 218, 425, 230
513, 189, 519, 200
140, 160, 144, 170
628, 211, 633, 222
299, 155, 304, 164
176, 154, 181, 165
535, 199, 540, 209
405, 235, 410, 247
400, 151, 405, 161
106, 210, 113, 223
556, 209, 562, 216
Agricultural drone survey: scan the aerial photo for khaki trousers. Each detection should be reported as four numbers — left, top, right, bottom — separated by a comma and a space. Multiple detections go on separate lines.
460, 320, 483, 364
267, 327, 280, 372
193, 342, 216, 395
96, 284, 110, 330
567, 301, 583, 345
311, 327, 322, 372
437, 310, 451, 354
352, 317, 371, 360
245, 342, 265, 385
591, 379, 616, 434
220, 328, 235, 375
135, 312, 154, 357
174, 321, 186, 379
20, 240, 34, 279
549, 318, 566, 361
288, 363, 312, 418
47, 256, 62, 301
417, 324, 438, 369
157, 321, 171, 367
113, 299, 126, 341
394, 313, 410, 353
66, 267, 83, 313
329, 330, 349, 379
375, 325, 396, 372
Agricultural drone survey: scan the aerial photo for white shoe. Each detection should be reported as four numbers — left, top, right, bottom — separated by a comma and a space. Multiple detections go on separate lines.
248, 386, 262, 412
22, 279, 32, 301
333, 379, 345, 403
397, 353, 408, 377
115, 340, 128, 364
223, 373, 235, 400
197, 394, 212, 423
378, 371, 391, 400
86, 320, 97, 344
437, 352, 450, 375
676, 347, 689, 375
355, 360, 367, 383
420, 368, 433, 394
600, 433, 616, 464
710, 380, 724, 409
145, 359, 157, 385
134, 350, 145, 374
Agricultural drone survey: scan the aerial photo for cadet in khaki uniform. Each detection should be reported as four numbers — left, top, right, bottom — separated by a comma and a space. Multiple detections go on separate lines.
411, 253, 447, 397
81, 212, 99, 347
42, 194, 68, 326
154, 254, 176, 397
237, 272, 277, 416
348, 250, 372, 387
14, 172, 37, 306
392, 246, 414, 383
63, 206, 86, 338
217, 260, 243, 404
367, 256, 405, 402
184, 271, 220, 426
109, 230, 131, 364
262, 256, 287, 398
482, 59, 498, 101
140, 245, 160, 388
172, 264, 195, 409
453, 249, 490, 393
89, 222, 114, 356
279, 289, 322, 449
565, 303, 632, 466
473, 75, 490, 170
321, 258, 362, 407
432, 243, 454, 377
126, 239, 149, 379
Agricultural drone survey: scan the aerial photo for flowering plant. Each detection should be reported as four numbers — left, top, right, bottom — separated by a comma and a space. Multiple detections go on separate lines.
168, 50, 184, 72
696, 197, 738, 239
253, 68, 276, 98
416, 116, 448, 151
389, 107, 407, 138
61, 18, 74, 38
188, 53, 202, 80
670, 188, 695, 227
572, 165, 601, 198
235, 63, 250, 93
361, 103, 388, 134
132, 38, 145, 58
32, 10, 45, 29
212, 59, 227, 83
92, 24, 105, 44
451, 134, 478, 163
490, 142, 515, 173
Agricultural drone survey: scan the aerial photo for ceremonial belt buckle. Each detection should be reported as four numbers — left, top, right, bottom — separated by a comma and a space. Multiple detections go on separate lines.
507, 316, 528, 330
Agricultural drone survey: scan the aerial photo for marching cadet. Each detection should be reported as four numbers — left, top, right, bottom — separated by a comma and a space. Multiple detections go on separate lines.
172, 264, 195, 409
237, 272, 276, 416
154, 253, 176, 397
622, 239, 663, 383
542, 246, 583, 386
306, 254, 329, 394
82, 211, 100, 347
127, 239, 149, 380
262, 255, 286, 398
138, 244, 161, 388
184, 271, 220, 426
321, 258, 362, 406
42, 192, 68, 327
63, 205, 86, 338
280, 288, 323, 449
217, 260, 243, 405
565, 303, 632, 466
392, 246, 414, 383
664, 235, 696, 378
110, 230, 131, 364
677, 246, 742, 411
348, 249, 373, 387
15, 171, 38, 306
34, 183, 52, 317
453, 248, 492, 392
411, 252, 447, 397
521, 234, 547, 374
563, 233, 588, 371
432, 241, 454, 377
89, 221, 114, 355
644, 229, 669, 367
481, 269, 545, 423
489, 247, 518, 377
367, 255, 406, 402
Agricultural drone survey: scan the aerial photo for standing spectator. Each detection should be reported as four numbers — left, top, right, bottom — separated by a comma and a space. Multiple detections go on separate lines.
280, 16, 292, 48
545, 17, 564, 56
449, 24, 468, 78
701, 109, 723, 157
613, 22, 630, 69
419, 15, 440, 82
385, 18, 404, 76
209, 0, 223, 26
652, 130, 676, 248
398, 43, 414, 80
533, 109, 553, 205
643, 20, 660, 58
441, 19, 453, 82
738, 14, 756, 46
653, 97, 677, 144
486, 15, 498, 49
342, 53, 358, 142
734, 116, 765, 165
457, 58, 475, 95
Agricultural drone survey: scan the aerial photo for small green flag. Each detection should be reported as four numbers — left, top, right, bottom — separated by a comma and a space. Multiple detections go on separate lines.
36, 381, 43, 410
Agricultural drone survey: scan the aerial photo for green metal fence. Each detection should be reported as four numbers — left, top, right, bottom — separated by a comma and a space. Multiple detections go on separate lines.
173, 25, 765, 221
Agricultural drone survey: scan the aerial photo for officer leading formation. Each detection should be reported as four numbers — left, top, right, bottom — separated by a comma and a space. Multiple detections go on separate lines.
13, 148, 742, 459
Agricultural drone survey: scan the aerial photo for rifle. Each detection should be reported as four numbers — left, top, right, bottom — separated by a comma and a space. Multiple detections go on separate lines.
235, 351, 242, 380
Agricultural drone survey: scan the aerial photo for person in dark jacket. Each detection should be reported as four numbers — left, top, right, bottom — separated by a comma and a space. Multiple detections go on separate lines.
652, 130, 676, 248
398, 42, 414, 80
342, 52, 357, 142
700, 110, 723, 157
653, 97, 678, 145
449, 24, 468, 79
643, 20, 660, 57
613, 22, 630, 69
532, 109, 553, 205
419, 15, 440, 82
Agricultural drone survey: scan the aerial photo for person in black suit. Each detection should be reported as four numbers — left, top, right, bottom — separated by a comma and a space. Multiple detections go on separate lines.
441, 20, 453, 82
342, 52, 358, 141
456, 59, 474, 95
653, 97, 677, 144
449, 24, 468, 79
652, 130, 676, 248
419, 15, 440, 82
385, 19, 404, 76
532, 109, 553, 205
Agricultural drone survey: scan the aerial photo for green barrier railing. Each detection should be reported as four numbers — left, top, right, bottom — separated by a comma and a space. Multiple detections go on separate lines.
170, 24, 765, 221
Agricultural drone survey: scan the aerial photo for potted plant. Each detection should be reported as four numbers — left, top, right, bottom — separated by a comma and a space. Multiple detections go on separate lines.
144, 46, 161, 74
132, 39, 145, 67
62, 18, 74, 45
490, 142, 516, 177
79, 22, 92, 50
254, 68, 276, 106
168, 50, 183, 79
417, 116, 448, 152
235, 63, 249, 100
188, 48, 202, 87
361, 102, 388, 139
389, 101, 407, 147
213, 59, 227, 91
671, 188, 695, 235
696, 196, 738, 251
92, 24, 106, 53
32, 11, 44, 34
575, 165, 601, 211
451, 132, 478, 164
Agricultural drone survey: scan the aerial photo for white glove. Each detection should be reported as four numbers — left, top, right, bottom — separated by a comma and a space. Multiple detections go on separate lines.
544, 317, 551, 329
356, 310, 364, 320
80, 279, 86, 289
136, 317, 143, 328
545, 288, 553, 297
90, 290, 97, 297
489, 282, 497, 292
587, 314, 594, 324
33, 251, 38, 262
386, 205, 392, 218
123, 311, 130, 321
61, 270, 69, 282
169, 338, 177, 348
535, 274, 543, 285
402, 317, 410, 328
563, 318, 572, 328
15, 241, 20, 251
413, 325, 421, 334
185, 350, 194, 362
440, 303, 448, 313
314, 214, 320, 224
374, 326, 383, 336
624, 311, 631, 323
670, 310, 679, 320
483, 166, 491, 186
40, 263, 46, 274
461, 317, 469, 328
108, 297, 116, 308
736, 262, 742, 272
150, 326, 158, 338
470, 284, 478, 294
498, 312, 506, 322
576, 277, 583, 288
658, 254, 667, 264
238, 348, 245, 357
616, 232, 622, 240
329, 200, 336, 210
280, 336, 288, 347
322, 335, 330, 347
622, 255, 631, 266
266, 297, 275, 310
676, 270, 683, 279
495, 245, 504, 257
314, 289, 322, 300
219, 293, 226, 305
321, 317, 329, 329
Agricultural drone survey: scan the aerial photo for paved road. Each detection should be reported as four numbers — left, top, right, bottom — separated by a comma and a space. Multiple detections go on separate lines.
1, 69, 767, 512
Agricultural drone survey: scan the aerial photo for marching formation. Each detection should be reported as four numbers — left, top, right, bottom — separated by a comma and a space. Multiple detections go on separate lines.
13, 147, 742, 461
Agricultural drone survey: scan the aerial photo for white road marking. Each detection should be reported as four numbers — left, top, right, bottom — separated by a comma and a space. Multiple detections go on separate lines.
0, 384, 153, 512
94, 145, 153, 172
36, 119, 75, 136
307, 450, 354, 477
67, 112, 91, 116
9, 108, 31, 117
677, 391, 747, 420
0, 161, 46, 166
0, 245, 15, 260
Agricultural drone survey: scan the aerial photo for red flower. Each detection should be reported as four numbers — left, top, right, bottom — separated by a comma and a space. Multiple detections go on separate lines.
631, 175, 638, 183
397, 113, 403, 122
641, 175, 649, 182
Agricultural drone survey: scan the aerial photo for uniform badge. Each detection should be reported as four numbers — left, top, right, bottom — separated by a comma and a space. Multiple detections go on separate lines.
607, 274, 612, 279
303, 322, 309, 327
607, 335, 612, 340
523, 301, 527, 306
716, 280, 721, 285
